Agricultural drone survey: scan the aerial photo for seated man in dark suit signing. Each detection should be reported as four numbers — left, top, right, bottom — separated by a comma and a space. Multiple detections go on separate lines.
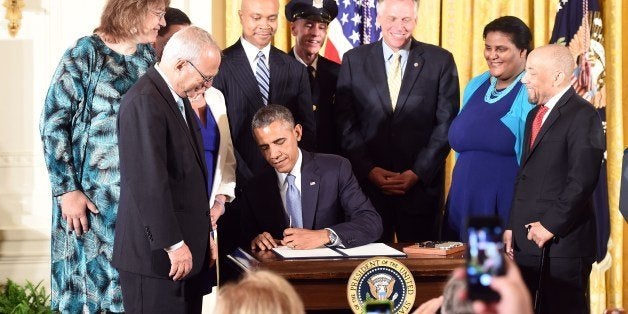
242, 105, 383, 250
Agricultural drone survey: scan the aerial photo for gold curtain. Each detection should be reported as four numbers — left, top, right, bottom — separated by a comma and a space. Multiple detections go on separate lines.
215, 0, 626, 308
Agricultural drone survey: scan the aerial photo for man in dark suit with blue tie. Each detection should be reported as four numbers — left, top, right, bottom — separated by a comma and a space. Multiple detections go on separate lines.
336, 0, 459, 242
241, 105, 382, 250
285, 0, 341, 154
504, 44, 605, 314
212, 0, 316, 283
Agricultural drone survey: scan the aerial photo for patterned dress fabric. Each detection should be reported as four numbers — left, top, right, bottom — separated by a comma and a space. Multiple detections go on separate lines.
40, 34, 154, 313
446, 79, 523, 241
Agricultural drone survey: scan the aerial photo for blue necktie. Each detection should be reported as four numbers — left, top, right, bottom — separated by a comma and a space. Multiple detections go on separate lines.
285, 174, 303, 228
177, 97, 187, 124
255, 51, 270, 105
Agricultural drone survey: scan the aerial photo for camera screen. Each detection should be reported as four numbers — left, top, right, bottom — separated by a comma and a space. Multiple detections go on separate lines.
364, 302, 392, 314
467, 225, 504, 288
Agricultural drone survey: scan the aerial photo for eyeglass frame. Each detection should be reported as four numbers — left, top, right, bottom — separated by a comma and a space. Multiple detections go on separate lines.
186, 60, 215, 86
150, 9, 166, 19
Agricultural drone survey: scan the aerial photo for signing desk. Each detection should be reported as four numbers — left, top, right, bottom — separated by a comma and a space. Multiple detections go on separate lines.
227, 243, 465, 311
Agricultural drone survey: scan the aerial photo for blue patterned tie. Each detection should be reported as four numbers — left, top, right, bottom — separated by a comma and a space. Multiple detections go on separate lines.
255, 51, 270, 105
177, 98, 187, 124
285, 174, 303, 228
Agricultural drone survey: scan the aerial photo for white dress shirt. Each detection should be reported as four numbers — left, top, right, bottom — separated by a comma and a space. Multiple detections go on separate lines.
540, 85, 571, 125
240, 37, 271, 75
382, 40, 411, 78
275, 149, 342, 246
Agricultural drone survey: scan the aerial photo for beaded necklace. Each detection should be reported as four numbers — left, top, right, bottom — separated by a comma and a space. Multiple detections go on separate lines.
484, 71, 525, 104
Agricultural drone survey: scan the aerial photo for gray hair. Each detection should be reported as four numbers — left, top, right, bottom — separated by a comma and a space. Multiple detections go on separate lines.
251, 105, 295, 130
440, 277, 473, 314
376, 0, 419, 15
161, 26, 220, 64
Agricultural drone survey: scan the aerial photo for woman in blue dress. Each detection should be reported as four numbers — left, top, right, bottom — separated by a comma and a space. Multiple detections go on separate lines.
444, 16, 534, 241
40, 0, 168, 312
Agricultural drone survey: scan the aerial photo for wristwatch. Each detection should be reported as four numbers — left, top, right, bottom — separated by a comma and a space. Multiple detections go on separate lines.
327, 229, 338, 246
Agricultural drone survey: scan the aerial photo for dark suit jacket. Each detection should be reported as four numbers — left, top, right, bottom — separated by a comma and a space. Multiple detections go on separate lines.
213, 41, 316, 183
240, 150, 383, 248
113, 67, 212, 281
336, 39, 459, 212
509, 87, 605, 258
288, 50, 341, 154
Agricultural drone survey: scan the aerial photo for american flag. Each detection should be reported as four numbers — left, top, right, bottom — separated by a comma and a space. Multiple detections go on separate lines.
324, 0, 381, 63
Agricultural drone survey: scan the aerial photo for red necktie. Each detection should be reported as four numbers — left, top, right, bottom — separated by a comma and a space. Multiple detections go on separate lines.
529, 105, 548, 149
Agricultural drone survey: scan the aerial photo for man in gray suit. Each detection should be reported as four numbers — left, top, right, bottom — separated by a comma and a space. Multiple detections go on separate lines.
241, 105, 382, 250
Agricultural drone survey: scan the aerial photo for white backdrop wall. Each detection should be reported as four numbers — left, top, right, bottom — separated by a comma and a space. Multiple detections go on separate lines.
0, 0, 214, 294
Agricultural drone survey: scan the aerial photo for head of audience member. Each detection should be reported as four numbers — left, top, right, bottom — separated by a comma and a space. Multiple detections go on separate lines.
521, 44, 575, 105
154, 7, 191, 60
440, 277, 473, 314
160, 26, 221, 100
285, 0, 338, 63
214, 270, 305, 314
483, 16, 532, 87
252, 105, 302, 174
239, 0, 279, 49
376, 0, 418, 51
95, 0, 169, 45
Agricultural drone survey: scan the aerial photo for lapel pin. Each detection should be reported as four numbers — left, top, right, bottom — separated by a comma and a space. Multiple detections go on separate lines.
310, 181, 316, 186
414, 62, 419, 67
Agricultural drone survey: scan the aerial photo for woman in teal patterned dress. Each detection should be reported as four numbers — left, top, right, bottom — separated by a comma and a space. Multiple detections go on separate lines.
40, 0, 169, 312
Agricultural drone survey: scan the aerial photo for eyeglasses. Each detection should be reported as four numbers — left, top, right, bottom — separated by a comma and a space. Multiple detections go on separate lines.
151, 9, 166, 19
187, 61, 215, 86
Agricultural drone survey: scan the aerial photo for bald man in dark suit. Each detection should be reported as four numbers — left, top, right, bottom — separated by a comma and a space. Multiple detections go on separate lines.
505, 44, 605, 314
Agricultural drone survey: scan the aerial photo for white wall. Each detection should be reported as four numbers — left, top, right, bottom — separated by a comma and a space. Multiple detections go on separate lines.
0, 0, 214, 304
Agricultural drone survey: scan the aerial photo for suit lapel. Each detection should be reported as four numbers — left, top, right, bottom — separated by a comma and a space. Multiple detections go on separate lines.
147, 68, 208, 190
365, 41, 393, 115
228, 42, 266, 108
523, 88, 574, 165
300, 151, 320, 229
520, 107, 535, 168
147, 68, 190, 133
394, 39, 425, 115
260, 169, 290, 232
269, 47, 287, 104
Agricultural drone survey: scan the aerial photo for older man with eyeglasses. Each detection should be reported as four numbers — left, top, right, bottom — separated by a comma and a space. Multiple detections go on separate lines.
113, 26, 229, 314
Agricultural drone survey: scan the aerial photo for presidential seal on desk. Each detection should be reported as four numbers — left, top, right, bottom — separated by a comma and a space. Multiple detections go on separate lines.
347, 257, 416, 313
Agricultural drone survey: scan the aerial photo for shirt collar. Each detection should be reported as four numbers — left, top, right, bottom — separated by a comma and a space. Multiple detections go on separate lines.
276, 148, 303, 186
155, 63, 183, 104
293, 50, 319, 70
241, 37, 271, 66
382, 40, 410, 62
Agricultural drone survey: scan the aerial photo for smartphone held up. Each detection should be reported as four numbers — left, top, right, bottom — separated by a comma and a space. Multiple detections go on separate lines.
466, 216, 506, 301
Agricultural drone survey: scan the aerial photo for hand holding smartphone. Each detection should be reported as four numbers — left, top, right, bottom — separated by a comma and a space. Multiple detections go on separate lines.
466, 216, 506, 301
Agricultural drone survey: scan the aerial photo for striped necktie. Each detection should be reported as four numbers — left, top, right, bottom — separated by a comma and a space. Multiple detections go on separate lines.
255, 51, 270, 105
388, 52, 402, 111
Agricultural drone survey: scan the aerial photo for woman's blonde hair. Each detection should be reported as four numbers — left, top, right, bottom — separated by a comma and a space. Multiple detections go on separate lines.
215, 270, 305, 314
95, 0, 170, 43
